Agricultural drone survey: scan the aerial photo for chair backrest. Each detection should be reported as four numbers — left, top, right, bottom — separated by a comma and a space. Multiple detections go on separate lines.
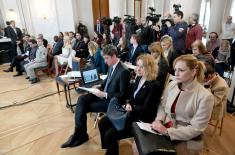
72, 57, 81, 71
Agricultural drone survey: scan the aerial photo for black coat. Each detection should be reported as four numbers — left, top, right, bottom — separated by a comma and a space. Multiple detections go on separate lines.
101, 62, 131, 104
129, 77, 161, 122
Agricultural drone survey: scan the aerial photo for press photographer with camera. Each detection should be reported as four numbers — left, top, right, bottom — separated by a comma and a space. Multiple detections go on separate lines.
123, 15, 137, 41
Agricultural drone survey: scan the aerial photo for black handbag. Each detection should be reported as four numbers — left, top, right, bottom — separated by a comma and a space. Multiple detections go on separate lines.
107, 97, 129, 131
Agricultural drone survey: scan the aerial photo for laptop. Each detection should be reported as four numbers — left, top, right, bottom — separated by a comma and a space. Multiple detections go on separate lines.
80, 68, 103, 88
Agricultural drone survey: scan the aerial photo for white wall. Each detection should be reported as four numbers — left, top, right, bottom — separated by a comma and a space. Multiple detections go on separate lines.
76, 0, 94, 37
109, 0, 126, 18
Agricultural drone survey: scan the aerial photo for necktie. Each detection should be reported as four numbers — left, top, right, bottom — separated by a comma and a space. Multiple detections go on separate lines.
104, 66, 113, 92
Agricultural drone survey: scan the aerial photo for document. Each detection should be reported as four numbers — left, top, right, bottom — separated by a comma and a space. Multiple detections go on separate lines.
67, 71, 81, 78
77, 87, 100, 94
136, 122, 162, 135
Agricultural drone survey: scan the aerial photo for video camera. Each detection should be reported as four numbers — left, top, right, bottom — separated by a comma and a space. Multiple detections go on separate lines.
173, 4, 181, 12
100, 17, 113, 26
123, 14, 136, 25
146, 7, 161, 25
112, 16, 121, 24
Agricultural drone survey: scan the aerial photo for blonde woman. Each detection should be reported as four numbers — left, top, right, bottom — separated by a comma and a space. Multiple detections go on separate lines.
54, 36, 75, 76
149, 42, 169, 92
160, 35, 181, 74
98, 54, 162, 155
87, 41, 107, 74
151, 54, 214, 141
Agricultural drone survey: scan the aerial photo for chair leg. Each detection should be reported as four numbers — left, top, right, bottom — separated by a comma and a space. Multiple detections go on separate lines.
56, 82, 60, 95
212, 120, 219, 136
219, 118, 224, 136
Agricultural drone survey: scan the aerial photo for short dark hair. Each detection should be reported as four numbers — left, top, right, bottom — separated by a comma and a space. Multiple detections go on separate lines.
174, 11, 184, 19
102, 44, 118, 57
204, 62, 215, 78
6, 21, 10, 26
131, 34, 140, 43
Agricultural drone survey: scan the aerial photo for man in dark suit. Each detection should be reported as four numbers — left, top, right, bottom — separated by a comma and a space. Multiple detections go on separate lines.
51, 36, 64, 56
127, 34, 144, 65
94, 19, 104, 35
4, 20, 23, 62
61, 45, 131, 148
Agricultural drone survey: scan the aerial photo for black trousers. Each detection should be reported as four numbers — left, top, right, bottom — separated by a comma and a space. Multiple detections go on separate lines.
98, 116, 132, 155
75, 93, 109, 135
10, 55, 27, 72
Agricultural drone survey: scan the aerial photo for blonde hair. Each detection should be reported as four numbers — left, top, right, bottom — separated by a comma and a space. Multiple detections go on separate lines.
191, 40, 208, 55
173, 54, 206, 83
88, 41, 98, 55
63, 36, 72, 48
136, 54, 158, 81
160, 35, 173, 51
148, 42, 164, 58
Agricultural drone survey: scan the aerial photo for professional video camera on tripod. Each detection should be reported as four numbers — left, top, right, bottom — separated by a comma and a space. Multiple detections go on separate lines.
139, 7, 161, 46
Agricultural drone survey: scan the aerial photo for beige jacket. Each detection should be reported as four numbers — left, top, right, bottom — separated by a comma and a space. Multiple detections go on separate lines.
156, 79, 214, 141
209, 74, 229, 120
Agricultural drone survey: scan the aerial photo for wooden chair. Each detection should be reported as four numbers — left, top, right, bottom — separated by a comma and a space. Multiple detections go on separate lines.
208, 98, 227, 136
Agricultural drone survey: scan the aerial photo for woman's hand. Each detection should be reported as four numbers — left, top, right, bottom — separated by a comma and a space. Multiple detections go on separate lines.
151, 120, 167, 135
125, 103, 132, 112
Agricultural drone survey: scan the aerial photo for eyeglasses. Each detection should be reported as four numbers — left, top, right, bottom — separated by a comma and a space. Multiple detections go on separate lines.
192, 48, 198, 51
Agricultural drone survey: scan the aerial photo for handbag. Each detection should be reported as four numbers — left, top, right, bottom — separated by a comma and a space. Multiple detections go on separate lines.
107, 97, 129, 131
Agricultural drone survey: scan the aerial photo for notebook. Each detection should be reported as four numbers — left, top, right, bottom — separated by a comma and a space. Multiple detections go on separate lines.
80, 68, 103, 88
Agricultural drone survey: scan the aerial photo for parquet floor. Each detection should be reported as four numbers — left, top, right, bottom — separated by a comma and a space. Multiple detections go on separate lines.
0, 64, 235, 155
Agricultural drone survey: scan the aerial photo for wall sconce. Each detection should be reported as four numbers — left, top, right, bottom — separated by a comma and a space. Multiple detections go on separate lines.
7, 9, 17, 21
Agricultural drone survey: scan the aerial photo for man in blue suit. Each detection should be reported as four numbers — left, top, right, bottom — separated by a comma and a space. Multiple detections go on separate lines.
127, 34, 144, 65
61, 45, 131, 148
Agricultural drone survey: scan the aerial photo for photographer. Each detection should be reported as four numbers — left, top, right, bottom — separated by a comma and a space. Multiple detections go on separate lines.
168, 10, 188, 54
111, 16, 123, 46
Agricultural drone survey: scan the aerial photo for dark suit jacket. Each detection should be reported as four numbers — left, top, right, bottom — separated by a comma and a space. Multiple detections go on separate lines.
5, 26, 22, 44
101, 61, 131, 104
94, 23, 105, 34
167, 49, 181, 75
157, 56, 169, 93
128, 45, 144, 65
129, 77, 161, 122
52, 39, 64, 56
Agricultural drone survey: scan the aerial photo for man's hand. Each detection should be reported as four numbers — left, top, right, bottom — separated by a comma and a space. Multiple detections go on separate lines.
91, 89, 107, 98
125, 103, 132, 112
92, 84, 101, 89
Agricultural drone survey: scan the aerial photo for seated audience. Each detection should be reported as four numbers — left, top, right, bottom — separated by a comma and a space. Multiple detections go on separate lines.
117, 36, 129, 62
149, 42, 169, 93
191, 40, 215, 65
37, 33, 48, 48
69, 31, 76, 48
160, 35, 181, 74
87, 41, 107, 74
93, 31, 103, 48
4, 34, 31, 75
98, 54, 161, 155
203, 62, 229, 121
24, 38, 48, 84
127, 34, 144, 65
151, 54, 214, 141
101, 33, 112, 49
61, 45, 131, 148
20, 39, 38, 72
212, 40, 231, 77
206, 32, 220, 54
54, 36, 74, 76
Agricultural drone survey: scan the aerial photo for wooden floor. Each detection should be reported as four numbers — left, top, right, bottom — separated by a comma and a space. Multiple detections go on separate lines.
0, 64, 235, 155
